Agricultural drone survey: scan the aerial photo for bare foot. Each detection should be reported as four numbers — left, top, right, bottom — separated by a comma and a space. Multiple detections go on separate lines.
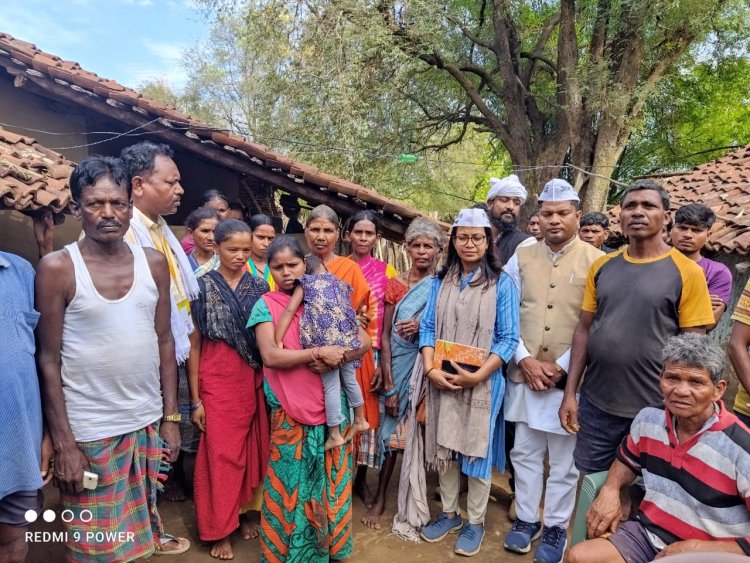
354, 472, 374, 508
210, 536, 233, 560
352, 418, 370, 435
162, 481, 187, 502
325, 432, 346, 451
343, 419, 370, 441
361, 497, 385, 529
240, 511, 261, 540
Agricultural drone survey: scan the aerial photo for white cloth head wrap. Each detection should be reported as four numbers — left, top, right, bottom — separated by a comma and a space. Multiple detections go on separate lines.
452, 208, 491, 229
487, 174, 528, 205
538, 178, 580, 203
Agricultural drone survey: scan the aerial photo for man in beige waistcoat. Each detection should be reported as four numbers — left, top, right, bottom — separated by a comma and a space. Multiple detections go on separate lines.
502, 179, 603, 563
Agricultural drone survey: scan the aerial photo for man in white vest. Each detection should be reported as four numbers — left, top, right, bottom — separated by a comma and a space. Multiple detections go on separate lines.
501, 179, 603, 563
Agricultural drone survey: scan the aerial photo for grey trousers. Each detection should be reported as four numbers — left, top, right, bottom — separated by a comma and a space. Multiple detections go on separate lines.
323, 361, 364, 427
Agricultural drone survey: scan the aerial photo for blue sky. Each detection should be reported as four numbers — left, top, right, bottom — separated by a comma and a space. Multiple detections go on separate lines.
0, 0, 209, 89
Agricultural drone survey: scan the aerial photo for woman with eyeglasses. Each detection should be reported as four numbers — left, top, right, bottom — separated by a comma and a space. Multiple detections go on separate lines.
408, 208, 519, 556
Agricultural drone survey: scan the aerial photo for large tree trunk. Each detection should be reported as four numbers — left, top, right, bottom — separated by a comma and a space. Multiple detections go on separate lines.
579, 143, 625, 212
509, 146, 567, 219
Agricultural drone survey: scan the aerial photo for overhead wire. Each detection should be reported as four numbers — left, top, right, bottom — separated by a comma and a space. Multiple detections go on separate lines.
0, 119, 683, 188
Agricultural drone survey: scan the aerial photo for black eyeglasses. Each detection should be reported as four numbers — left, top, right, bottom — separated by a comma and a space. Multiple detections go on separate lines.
454, 234, 487, 246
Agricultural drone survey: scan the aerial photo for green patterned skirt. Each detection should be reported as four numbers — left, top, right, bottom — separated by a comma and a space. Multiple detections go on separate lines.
260, 381, 353, 562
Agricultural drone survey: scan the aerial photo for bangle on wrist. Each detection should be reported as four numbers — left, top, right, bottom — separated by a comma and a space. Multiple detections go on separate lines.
189, 401, 202, 412
383, 387, 398, 398
424, 367, 435, 378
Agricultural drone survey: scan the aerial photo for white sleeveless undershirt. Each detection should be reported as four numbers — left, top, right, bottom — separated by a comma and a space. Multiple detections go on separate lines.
61, 242, 162, 441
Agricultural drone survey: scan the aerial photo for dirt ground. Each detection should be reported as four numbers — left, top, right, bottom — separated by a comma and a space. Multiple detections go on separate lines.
26, 463, 536, 562
24, 385, 742, 562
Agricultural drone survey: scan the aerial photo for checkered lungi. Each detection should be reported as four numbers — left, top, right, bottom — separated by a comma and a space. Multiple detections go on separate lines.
60, 424, 170, 562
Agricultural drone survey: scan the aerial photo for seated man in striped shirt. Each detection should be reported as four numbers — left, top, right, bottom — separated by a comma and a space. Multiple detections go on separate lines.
567, 333, 750, 562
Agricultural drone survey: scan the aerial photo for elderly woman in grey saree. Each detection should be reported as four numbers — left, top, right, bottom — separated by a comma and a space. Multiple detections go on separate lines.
360, 218, 444, 529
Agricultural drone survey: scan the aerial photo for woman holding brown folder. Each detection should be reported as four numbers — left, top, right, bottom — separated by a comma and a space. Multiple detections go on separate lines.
416, 208, 520, 557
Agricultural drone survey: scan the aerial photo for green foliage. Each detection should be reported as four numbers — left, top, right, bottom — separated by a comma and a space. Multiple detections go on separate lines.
147, 0, 513, 215
618, 55, 750, 180
176, 0, 749, 215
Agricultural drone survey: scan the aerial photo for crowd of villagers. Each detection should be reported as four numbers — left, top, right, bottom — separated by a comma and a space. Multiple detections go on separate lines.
182, 200, 453, 561
7, 142, 750, 563
175, 176, 750, 563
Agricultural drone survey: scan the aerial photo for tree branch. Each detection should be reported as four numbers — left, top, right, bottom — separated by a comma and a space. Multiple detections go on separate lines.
444, 13, 497, 54
421, 52, 513, 147
546, 0, 579, 158
520, 51, 558, 75
628, 30, 695, 121
457, 63, 506, 98
418, 120, 471, 151
521, 11, 561, 87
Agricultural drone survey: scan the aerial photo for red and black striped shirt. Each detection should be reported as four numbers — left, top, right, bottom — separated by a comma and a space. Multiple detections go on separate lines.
617, 401, 750, 547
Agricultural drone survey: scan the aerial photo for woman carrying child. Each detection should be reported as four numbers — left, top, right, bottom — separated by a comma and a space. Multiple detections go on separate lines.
249, 236, 371, 562
188, 219, 270, 560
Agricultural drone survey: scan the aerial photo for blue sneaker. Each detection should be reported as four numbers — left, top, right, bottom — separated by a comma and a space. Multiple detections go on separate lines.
503, 519, 542, 553
533, 526, 567, 563
420, 512, 463, 543
454, 522, 485, 556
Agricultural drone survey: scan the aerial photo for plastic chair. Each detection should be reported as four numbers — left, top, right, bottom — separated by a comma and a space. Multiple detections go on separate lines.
569, 471, 609, 547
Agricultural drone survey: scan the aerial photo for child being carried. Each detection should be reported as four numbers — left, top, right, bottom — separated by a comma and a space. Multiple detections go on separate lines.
275, 255, 370, 450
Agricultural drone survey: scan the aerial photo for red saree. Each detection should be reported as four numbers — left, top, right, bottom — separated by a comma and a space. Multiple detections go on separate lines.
193, 339, 269, 541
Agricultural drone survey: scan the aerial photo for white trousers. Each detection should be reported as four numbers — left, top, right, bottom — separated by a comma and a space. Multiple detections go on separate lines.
439, 461, 491, 525
510, 421, 579, 528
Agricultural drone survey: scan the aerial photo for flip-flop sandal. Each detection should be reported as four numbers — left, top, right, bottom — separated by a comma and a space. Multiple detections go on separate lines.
153, 533, 191, 556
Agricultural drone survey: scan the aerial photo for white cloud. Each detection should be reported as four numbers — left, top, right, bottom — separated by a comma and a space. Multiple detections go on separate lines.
0, 2, 90, 51
142, 39, 185, 62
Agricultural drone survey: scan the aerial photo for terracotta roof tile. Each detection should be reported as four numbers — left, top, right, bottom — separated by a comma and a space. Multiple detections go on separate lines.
0, 124, 73, 215
0, 32, 447, 237
609, 145, 750, 255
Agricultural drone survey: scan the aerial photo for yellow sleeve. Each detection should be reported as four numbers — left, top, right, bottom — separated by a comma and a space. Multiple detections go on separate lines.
731, 280, 750, 326
581, 255, 608, 313
676, 258, 715, 328
386, 263, 399, 279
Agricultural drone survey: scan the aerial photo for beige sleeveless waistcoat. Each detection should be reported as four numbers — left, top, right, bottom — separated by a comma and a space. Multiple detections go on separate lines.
508, 237, 603, 383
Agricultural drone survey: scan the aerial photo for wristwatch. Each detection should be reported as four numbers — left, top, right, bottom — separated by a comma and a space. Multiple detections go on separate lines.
163, 413, 182, 423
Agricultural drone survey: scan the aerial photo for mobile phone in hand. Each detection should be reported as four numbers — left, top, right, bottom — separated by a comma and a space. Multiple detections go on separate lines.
82, 471, 98, 490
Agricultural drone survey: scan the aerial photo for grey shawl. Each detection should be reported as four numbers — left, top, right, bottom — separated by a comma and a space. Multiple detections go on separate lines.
391, 353, 430, 542
425, 274, 497, 470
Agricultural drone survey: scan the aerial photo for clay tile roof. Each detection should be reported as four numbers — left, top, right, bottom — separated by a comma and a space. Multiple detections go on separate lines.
0, 125, 73, 215
0, 32, 445, 237
608, 145, 750, 255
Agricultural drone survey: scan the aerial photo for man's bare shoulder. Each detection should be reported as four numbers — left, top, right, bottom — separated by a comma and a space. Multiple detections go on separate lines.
142, 246, 168, 268
141, 247, 169, 284
37, 247, 74, 277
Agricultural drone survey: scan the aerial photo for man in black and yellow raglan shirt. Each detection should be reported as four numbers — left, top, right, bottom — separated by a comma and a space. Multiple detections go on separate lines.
559, 180, 714, 474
